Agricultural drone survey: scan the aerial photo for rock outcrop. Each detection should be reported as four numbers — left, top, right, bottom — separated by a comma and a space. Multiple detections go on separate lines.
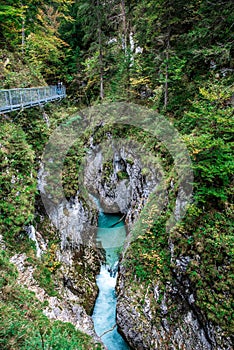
38, 163, 98, 250
37, 161, 103, 314
116, 250, 233, 350
9, 253, 105, 347
36, 132, 232, 350
84, 142, 160, 227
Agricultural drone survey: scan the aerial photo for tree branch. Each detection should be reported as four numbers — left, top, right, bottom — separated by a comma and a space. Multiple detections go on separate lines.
99, 324, 117, 338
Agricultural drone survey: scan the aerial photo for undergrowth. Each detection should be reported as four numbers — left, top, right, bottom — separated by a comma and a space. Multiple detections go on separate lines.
0, 250, 103, 350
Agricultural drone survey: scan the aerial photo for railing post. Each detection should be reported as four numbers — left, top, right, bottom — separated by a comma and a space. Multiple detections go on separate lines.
20, 89, 23, 108
8, 90, 13, 110
37, 88, 40, 104
4, 91, 8, 108
30, 89, 32, 106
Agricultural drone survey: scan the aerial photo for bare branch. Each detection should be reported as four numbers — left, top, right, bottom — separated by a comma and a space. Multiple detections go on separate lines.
99, 324, 117, 338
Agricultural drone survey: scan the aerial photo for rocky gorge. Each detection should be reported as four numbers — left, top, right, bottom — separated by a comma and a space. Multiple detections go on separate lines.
40, 125, 232, 349
1, 1, 233, 348
83, 135, 233, 350
1, 108, 233, 350
32, 132, 160, 345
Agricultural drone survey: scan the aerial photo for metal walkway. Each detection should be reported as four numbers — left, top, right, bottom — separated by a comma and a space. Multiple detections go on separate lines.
0, 85, 66, 114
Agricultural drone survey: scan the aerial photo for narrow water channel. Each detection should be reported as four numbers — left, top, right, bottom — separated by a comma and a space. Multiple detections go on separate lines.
92, 207, 131, 350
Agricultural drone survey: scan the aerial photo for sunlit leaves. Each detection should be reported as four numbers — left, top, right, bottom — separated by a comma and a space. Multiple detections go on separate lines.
0, 122, 36, 241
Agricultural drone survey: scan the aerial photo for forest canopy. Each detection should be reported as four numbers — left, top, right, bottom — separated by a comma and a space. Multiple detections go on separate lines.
0, 0, 233, 106
0, 1, 233, 348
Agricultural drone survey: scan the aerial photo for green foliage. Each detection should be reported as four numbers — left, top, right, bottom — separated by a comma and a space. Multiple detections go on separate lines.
17, 113, 50, 156
0, 49, 46, 89
33, 265, 58, 297
171, 207, 234, 333
0, 104, 75, 249
126, 205, 171, 282
62, 138, 86, 198
179, 80, 234, 207
1, 0, 234, 343
16, 103, 80, 156
0, 1, 24, 47
0, 121, 36, 244
32, 243, 61, 296
0, 0, 73, 85
121, 66, 233, 338
0, 250, 18, 288
101, 161, 114, 183
0, 251, 103, 350
117, 170, 129, 181
25, 3, 68, 81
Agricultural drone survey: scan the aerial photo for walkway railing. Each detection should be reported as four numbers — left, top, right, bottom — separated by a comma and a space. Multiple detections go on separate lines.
0, 85, 66, 114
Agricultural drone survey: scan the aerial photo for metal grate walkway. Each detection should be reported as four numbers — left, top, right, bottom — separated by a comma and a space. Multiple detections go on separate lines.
0, 85, 66, 114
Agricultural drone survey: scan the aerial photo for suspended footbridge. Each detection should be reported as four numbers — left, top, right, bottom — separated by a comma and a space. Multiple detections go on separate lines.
0, 85, 66, 114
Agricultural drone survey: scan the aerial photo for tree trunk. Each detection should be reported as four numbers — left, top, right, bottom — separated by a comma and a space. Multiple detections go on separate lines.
99, 42, 104, 100
120, 0, 127, 54
97, 0, 104, 99
164, 35, 170, 109
164, 49, 169, 109
21, 2, 25, 55
120, 0, 131, 100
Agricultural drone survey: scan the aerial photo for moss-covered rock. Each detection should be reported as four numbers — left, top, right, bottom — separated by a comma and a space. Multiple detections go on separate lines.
0, 250, 104, 350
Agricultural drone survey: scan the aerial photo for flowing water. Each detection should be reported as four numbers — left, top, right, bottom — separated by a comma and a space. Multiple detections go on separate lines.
92, 209, 131, 350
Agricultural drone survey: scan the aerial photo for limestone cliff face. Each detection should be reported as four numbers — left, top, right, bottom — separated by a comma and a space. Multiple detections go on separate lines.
38, 163, 98, 250
85, 141, 232, 350
36, 137, 232, 350
23, 208, 101, 315
9, 252, 105, 349
116, 260, 232, 350
115, 187, 233, 350
10, 253, 94, 336
37, 164, 102, 315
83, 142, 232, 350
34, 139, 158, 347
84, 143, 160, 226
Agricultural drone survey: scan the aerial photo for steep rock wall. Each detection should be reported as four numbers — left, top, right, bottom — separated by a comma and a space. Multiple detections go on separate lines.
9, 252, 105, 348
34, 138, 158, 346
36, 134, 232, 350
37, 165, 102, 315
116, 260, 232, 350
84, 143, 160, 226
